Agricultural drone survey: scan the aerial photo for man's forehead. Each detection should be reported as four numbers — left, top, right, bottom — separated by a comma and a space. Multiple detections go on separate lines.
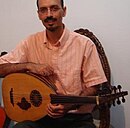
38, 0, 61, 8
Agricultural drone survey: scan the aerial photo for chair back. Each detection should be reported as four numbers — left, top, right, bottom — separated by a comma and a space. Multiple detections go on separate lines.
74, 28, 111, 128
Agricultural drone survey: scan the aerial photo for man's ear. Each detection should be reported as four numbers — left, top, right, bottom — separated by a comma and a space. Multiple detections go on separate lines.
37, 11, 42, 20
62, 6, 66, 17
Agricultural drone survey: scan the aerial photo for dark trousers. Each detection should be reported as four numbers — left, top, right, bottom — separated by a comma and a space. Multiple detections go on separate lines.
13, 113, 96, 128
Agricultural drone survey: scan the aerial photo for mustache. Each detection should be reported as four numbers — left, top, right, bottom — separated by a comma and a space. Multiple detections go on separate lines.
44, 16, 57, 22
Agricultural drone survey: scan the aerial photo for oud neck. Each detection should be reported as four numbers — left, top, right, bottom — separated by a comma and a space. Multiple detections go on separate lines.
50, 94, 98, 104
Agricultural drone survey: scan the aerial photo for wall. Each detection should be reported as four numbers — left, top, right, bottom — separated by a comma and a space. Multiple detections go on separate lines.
0, 0, 130, 128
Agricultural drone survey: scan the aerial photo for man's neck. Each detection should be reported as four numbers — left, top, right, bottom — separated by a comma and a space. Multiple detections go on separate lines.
46, 25, 64, 45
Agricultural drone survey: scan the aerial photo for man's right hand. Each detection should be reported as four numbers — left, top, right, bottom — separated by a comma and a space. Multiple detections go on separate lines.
27, 63, 54, 76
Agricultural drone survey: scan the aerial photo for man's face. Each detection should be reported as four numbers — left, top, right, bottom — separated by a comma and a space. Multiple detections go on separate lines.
37, 0, 66, 31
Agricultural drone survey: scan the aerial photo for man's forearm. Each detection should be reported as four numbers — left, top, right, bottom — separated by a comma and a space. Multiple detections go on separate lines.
0, 62, 53, 78
81, 85, 99, 96
0, 63, 28, 77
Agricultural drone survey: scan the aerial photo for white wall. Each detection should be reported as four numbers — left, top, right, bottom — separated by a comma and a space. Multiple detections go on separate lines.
0, 0, 130, 128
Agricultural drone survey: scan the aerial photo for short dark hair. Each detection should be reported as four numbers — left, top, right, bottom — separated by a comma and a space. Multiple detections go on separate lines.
36, 0, 64, 9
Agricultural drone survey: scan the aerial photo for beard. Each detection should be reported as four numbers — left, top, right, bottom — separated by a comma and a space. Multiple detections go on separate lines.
46, 25, 59, 32
43, 16, 58, 32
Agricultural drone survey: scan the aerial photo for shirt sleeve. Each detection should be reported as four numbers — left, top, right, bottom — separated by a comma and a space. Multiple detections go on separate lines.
82, 39, 107, 87
0, 40, 28, 64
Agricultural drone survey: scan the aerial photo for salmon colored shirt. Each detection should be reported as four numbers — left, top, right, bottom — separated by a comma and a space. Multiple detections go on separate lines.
0, 27, 107, 113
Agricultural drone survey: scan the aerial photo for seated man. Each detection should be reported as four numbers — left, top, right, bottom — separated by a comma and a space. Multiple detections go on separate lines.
0, 0, 107, 128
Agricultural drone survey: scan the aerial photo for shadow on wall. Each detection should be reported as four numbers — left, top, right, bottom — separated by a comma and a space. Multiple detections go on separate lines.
110, 74, 127, 128
111, 105, 125, 128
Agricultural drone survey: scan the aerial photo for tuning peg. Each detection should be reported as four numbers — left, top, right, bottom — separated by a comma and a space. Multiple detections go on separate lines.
117, 85, 126, 103
122, 97, 126, 103
117, 85, 122, 92
113, 86, 117, 93
117, 99, 121, 105
112, 100, 116, 106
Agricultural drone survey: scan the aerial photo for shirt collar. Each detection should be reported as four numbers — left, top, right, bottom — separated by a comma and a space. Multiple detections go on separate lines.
43, 26, 70, 48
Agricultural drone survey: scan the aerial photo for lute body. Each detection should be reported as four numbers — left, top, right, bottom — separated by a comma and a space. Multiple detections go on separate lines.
2, 73, 55, 122
2, 73, 128, 122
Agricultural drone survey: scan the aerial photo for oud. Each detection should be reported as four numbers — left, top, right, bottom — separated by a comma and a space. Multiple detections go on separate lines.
2, 73, 128, 122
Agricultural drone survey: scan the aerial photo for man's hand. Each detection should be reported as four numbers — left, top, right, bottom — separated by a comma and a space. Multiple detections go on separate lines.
47, 103, 74, 118
27, 63, 54, 76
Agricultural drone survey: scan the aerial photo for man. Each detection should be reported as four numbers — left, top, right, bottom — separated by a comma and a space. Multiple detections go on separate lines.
0, 0, 107, 127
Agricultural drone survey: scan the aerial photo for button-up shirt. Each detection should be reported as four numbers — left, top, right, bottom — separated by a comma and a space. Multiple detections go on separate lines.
0, 27, 107, 113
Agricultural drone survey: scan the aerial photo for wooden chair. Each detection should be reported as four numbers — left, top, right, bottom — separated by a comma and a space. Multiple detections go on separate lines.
74, 28, 112, 128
